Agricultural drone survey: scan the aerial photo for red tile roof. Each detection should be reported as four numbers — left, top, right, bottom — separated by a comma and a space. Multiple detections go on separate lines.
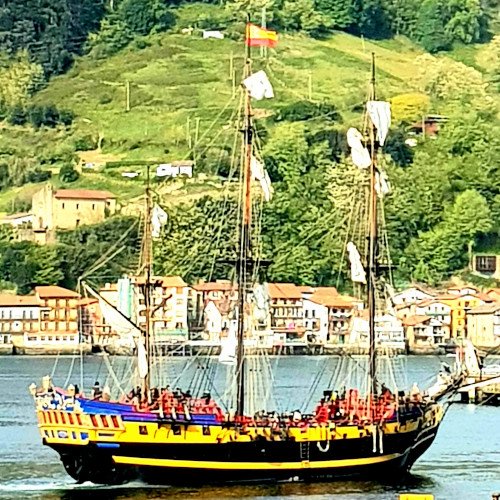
268, 283, 303, 300
54, 189, 116, 200
0, 294, 39, 307
193, 281, 236, 292
468, 304, 500, 314
35, 286, 80, 298
403, 315, 431, 327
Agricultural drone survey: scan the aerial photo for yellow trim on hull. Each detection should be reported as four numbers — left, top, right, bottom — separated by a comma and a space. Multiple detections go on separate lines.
112, 453, 401, 470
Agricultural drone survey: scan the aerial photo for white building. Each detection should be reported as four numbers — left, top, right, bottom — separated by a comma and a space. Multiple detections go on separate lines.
350, 313, 405, 349
0, 212, 33, 227
392, 286, 435, 306
415, 299, 452, 325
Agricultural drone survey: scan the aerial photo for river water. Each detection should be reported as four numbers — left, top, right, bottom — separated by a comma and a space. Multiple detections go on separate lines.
0, 355, 498, 499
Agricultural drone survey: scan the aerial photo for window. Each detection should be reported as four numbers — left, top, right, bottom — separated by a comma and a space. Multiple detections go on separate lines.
76, 203, 80, 209
62, 203, 65, 209
475, 255, 496, 274
92, 204, 96, 210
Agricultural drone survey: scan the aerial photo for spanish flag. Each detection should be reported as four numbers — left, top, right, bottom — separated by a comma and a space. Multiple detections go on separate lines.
246, 23, 278, 48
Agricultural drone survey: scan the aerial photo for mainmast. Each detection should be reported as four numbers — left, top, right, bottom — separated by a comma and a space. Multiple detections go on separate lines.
142, 164, 153, 398
236, 19, 253, 417
367, 53, 378, 398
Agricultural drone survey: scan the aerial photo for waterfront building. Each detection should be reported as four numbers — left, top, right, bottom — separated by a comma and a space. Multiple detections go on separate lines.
190, 281, 238, 339
130, 275, 190, 343
466, 304, 500, 349
267, 283, 304, 343
1, 285, 82, 353
392, 285, 435, 306
403, 315, 449, 350
0, 294, 40, 347
439, 291, 493, 338
302, 287, 357, 345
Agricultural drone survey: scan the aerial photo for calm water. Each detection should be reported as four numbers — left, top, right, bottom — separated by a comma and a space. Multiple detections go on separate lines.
0, 355, 499, 499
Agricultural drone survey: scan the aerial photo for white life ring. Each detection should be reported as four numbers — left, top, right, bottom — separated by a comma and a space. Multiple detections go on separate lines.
317, 440, 330, 453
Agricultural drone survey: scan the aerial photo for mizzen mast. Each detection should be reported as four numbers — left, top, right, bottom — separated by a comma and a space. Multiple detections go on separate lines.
367, 53, 378, 399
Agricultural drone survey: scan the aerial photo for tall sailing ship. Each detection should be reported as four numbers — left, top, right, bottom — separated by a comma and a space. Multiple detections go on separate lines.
31, 22, 478, 486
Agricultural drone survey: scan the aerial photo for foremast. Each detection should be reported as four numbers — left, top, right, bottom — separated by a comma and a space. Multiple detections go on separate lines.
236, 21, 254, 418
141, 165, 154, 399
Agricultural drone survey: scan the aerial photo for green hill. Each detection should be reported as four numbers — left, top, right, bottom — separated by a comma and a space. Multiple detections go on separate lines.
0, 15, 496, 215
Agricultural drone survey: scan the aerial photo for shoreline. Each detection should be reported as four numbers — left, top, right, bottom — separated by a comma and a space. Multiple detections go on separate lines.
0, 344, 449, 356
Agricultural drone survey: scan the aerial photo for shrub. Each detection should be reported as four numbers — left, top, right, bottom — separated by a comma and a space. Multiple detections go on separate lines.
274, 100, 341, 123
74, 135, 97, 151
26, 168, 52, 183
59, 164, 80, 183
7, 105, 27, 126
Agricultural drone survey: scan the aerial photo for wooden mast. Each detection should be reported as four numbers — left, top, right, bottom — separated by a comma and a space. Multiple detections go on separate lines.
236, 17, 253, 418
367, 52, 378, 399
142, 164, 153, 399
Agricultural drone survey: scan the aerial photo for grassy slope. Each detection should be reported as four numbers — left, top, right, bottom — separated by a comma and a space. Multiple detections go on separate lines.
0, 13, 495, 213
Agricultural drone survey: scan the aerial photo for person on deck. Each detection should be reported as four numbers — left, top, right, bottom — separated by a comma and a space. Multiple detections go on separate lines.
91, 381, 102, 400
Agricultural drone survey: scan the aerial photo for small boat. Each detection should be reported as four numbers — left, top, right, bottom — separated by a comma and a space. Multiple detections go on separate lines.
30, 22, 482, 486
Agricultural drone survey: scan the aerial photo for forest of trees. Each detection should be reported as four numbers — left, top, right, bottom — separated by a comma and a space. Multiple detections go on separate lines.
0, 0, 494, 78
0, 1, 497, 293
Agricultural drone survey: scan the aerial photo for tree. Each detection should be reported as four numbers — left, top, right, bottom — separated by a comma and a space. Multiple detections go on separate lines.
314, 0, 358, 29
357, 0, 391, 39
414, 54, 492, 111
279, 0, 332, 36
415, 0, 451, 52
390, 93, 430, 123
118, 0, 175, 36
59, 164, 80, 183
442, 0, 486, 45
385, 0, 419, 37
262, 122, 309, 183
402, 190, 492, 283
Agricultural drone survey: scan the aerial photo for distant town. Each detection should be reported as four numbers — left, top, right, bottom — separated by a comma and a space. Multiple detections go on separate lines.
0, 276, 498, 356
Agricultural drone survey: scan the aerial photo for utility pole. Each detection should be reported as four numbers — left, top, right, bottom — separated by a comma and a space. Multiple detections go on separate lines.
260, 7, 267, 58
125, 80, 130, 112
186, 116, 192, 148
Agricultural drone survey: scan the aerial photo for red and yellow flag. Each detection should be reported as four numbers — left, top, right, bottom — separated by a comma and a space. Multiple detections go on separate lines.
246, 23, 278, 48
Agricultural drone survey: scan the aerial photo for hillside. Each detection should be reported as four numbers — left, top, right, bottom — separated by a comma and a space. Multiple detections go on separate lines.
0, 4, 498, 292
2, 26, 496, 212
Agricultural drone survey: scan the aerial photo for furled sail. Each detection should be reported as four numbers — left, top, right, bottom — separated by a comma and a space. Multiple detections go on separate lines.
366, 101, 391, 146
243, 70, 274, 100
218, 324, 237, 365
136, 338, 148, 379
151, 204, 168, 238
347, 128, 371, 169
250, 155, 273, 201
375, 169, 391, 197
347, 241, 366, 284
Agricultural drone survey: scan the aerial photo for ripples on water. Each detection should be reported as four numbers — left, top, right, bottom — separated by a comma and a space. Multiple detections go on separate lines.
0, 356, 499, 499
